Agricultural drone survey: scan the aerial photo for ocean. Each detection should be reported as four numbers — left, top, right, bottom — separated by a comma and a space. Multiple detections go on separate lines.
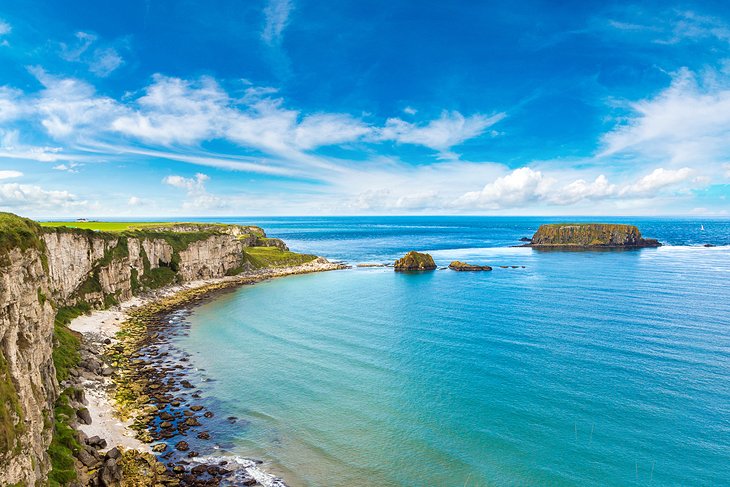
172, 217, 730, 486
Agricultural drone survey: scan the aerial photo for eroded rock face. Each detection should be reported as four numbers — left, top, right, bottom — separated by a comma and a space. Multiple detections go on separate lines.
394, 251, 437, 271
448, 261, 493, 271
528, 223, 661, 248
0, 247, 57, 486
177, 235, 244, 281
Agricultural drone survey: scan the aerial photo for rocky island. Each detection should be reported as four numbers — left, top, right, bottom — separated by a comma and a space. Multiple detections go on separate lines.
0, 212, 343, 487
526, 223, 662, 248
394, 251, 437, 271
448, 261, 493, 271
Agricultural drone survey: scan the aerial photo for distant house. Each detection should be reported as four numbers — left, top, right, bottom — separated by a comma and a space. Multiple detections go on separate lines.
75, 218, 89, 222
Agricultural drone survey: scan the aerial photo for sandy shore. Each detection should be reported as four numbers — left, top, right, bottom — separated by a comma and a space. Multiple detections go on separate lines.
67, 258, 345, 459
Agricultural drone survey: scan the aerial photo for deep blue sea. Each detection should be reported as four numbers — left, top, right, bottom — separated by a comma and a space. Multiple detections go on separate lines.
173, 217, 730, 486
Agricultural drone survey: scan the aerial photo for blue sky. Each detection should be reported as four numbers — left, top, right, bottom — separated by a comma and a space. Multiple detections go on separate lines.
1, 0, 729, 217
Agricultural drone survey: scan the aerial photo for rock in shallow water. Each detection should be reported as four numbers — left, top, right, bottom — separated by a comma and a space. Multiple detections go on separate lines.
448, 261, 492, 271
394, 251, 436, 271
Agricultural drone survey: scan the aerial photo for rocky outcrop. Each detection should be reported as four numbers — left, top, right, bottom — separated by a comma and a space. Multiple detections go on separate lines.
394, 251, 436, 271
528, 223, 661, 248
0, 212, 302, 485
448, 261, 492, 271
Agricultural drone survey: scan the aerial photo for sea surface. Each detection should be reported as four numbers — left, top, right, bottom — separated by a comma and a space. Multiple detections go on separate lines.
173, 217, 730, 486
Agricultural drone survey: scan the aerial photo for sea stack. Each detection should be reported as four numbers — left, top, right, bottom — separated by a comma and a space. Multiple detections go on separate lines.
394, 251, 437, 271
528, 223, 661, 248
448, 261, 493, 271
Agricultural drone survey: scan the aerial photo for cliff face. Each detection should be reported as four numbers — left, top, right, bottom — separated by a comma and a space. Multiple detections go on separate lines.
0, 241, 57, 486
529, 223, 661, 248
0, 215, 288, 485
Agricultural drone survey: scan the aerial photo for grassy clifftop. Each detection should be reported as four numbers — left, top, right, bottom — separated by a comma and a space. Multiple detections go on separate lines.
530, 223, 661, 247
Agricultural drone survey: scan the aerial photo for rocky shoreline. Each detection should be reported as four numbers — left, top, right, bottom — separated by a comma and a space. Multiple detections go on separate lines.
66, 259, 345, 486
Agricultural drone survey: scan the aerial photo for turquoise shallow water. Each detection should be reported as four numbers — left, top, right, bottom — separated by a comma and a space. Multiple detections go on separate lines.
174, 218, 730, 486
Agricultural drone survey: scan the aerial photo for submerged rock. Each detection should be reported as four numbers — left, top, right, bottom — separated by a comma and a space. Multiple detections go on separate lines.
448, 261, 493, 271
394, 251, 436, 271
527, 223, 662, 248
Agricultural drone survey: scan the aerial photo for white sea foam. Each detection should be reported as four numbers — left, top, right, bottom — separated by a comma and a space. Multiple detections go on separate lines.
190, 454, 288, 487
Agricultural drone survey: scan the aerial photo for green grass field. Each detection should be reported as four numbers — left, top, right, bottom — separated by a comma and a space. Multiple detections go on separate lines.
243, 246, 317, 268
39, 221, 175, 232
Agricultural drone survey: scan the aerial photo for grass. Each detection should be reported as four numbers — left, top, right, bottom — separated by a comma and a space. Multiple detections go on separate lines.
0, 212, 44, 262
243, 246, 317, 269
52, 305, 89, 382
48, 390, 81, 487
39, 221, 175, 232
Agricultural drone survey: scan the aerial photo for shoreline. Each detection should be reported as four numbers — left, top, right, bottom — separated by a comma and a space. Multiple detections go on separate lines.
67, 258, 346, 486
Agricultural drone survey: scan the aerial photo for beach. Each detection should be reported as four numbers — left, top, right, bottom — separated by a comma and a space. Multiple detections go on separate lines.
65, 258, 345, 486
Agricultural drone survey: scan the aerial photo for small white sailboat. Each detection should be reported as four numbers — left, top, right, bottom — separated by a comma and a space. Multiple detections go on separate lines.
700, 224, 705, 231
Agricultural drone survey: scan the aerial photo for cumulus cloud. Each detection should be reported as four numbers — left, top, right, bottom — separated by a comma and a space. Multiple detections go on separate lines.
163, 173, 223, 210
262, 0, 294, 45
451, 166, 696, 210
0, 19, 11, 37
0, 183, 85, 210
620, 167, 693, 195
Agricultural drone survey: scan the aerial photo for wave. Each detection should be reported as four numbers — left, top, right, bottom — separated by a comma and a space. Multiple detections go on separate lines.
190, 454, 289, 487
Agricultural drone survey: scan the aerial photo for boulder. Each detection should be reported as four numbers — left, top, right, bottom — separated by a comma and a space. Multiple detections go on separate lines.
448, 261, 493, 271
394, 251, 436, 271
76, 407, 92, 425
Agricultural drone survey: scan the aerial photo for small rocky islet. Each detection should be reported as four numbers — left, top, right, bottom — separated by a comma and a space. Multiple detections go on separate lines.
524, 223, 662, 248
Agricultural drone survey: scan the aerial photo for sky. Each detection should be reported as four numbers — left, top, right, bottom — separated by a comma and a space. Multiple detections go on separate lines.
1, 0, 730, 218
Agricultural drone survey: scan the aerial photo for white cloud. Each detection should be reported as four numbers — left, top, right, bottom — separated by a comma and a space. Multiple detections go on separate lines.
163, 173, 223, 210
128, 196, 141, 206
163, 173, 209, 190
60, 32, 124, 77
454, 167, 553, 209
0, 170, 22, 180
0, 20, 11, 36
262, 0, 294, 45
30, 67, 122, 138
0, 129, 65, 162
600, 67, 730, 181
0, 183, 85, 210
451, 166, 697, 210
403, 106, 417, 115
52, 162, 81, 172
620, 167, 693, 195
90, 47, 124, 77
378, 111, 505, 154
0, 87, 23, 123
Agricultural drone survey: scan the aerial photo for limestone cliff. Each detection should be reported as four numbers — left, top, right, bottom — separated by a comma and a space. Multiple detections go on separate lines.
528, 223, 661, 248
0, 213, 306, 485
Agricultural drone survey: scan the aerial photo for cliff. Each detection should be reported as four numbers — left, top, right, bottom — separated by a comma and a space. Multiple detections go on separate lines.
0, 213, 318, 485
528, 223, 661, 248
394, 251, 436, 271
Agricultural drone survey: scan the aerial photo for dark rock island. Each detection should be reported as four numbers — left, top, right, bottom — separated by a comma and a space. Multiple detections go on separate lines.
527, 223, 661, 248
394, 251, 437, 271
448, 261, 493, 271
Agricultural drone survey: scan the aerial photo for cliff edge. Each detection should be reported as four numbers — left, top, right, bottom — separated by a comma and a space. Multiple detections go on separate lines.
528, 223, 661, 248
